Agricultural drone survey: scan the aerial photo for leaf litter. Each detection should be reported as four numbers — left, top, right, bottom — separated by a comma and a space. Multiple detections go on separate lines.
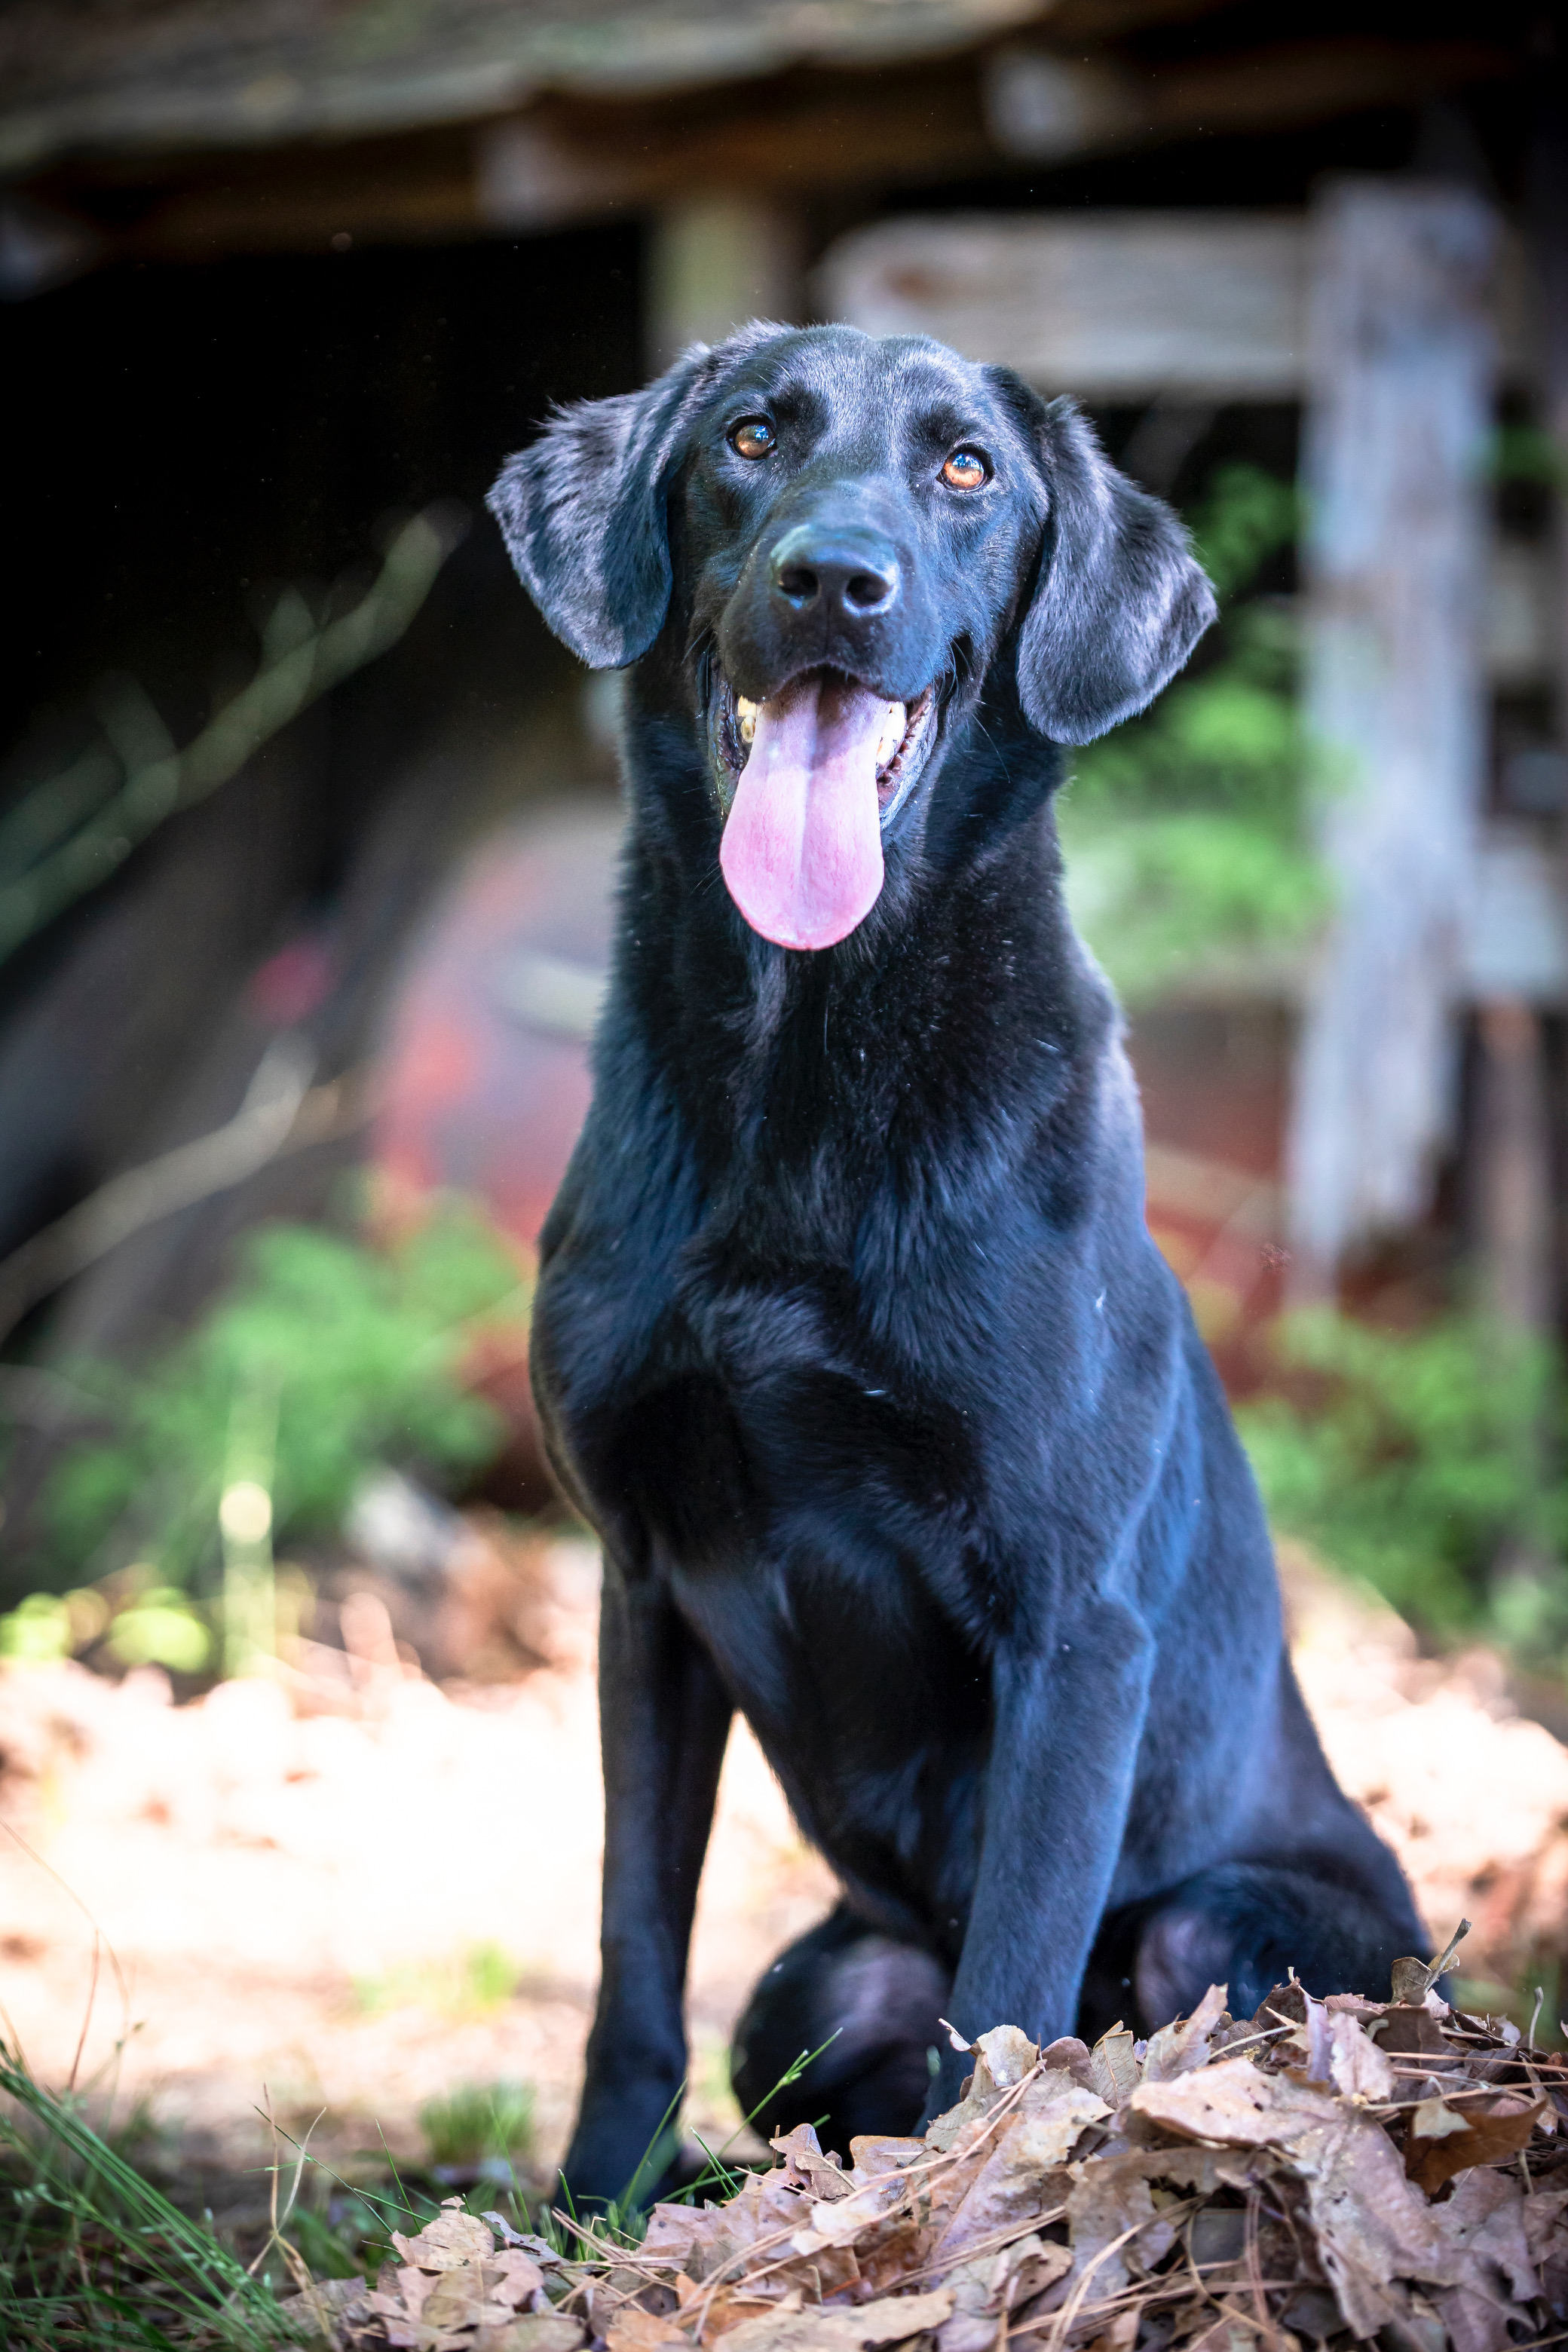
278, 1932, 1568, 2352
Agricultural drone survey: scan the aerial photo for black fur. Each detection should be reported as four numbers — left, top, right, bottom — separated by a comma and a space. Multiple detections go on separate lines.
487, 324, 1422, 2205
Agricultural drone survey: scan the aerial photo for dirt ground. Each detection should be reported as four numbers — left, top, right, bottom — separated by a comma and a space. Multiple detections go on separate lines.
2, 1530, 1565, 2185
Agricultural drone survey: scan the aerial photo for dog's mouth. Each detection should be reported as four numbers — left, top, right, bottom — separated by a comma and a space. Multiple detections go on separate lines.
706, 666, 939, 951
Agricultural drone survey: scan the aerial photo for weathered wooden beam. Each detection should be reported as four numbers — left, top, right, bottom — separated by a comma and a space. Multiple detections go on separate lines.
23, 25, 1521, 270
41, 72, 1002, 261
0, 0, 1049, 176
984, 38, 1511, 167
821, 198, 1530, 401
819, 210, 1308, 397
1284, 179, 1500, 1291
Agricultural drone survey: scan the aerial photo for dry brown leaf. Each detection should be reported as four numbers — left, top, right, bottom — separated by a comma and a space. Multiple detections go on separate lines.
1127, 2056, 1337, 2147
1141, 1984, 1229, 2084
1080, 2310, 1138, 2352
754, 2239, 864, 2310
605, 2306, 691, 2352
971, 2026, 1038, 2088
1522, 2186, 1568, 2261
1298, 1986, 1334, 2084
276, 2273, 371, 2337
1184, 2294, 1261, 2352
930, 2078, 1108, 2261
642, 2204, 734, 2277
392, 2203, 496, 2272
932, 2312, 995, 2352
420, 2261, 521, 2335
648, 2164, 817, 2280
1064, 2155, 1179, 2301
1369, 2004, 1450, 2063
922, 2093, 995, 2156
1288, 2106, 1468, 2337
773, 2126, 854, 2197
1391, 1956, 1435, 2004
933, 2238, 1058, 2352
1088, 2028, 1141, 2109
473, 2320, 586, 2352
1409, 2096, 1472, 2143
686, 2285, 790, 2343
847, 2137, 927, 2179
1438, 2167, 1539, 2301
369, 2265, 436, 2324
479, 2252, 545, 2310
998, 2233, 1073, 2307
1327, 2011, 1395, 2102
801, 2146, 933, 2249
1404, 2095, 1544, 2194
923, 2035, 1037, 2154
1040, 2037, 1095, 2089
835, 2221, 929, 2303
717, 2286, 954, 2352
290, 2004, 1567, 2352
1431, 2282, 1513, 2352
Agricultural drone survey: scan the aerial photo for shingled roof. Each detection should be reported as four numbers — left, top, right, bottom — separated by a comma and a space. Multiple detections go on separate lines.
0, 0, 1043, 173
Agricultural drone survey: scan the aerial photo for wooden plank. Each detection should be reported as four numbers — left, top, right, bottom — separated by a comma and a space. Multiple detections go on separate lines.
0, 0, 1043, 174
818, 211, 1308, 397
1284, 179, 1500, 1290
984, 38, 1511, 168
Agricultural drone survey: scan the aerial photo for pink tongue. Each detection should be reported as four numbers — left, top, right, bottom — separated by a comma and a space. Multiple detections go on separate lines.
720, 673, 891, 950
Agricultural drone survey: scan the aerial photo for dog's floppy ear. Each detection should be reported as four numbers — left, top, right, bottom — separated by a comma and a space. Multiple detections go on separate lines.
1006, 386, 1217, 746
487, 348, 714, 669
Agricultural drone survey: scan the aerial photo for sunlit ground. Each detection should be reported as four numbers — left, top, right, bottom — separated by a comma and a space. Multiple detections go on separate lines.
0, 1534, 1563, 2191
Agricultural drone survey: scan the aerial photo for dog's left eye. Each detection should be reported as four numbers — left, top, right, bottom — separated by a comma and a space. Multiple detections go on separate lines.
730, 418, 776, 461
942, 449, 989, 490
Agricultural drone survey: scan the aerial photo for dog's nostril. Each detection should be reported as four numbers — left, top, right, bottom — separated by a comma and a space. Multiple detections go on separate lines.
769, 533, 899, 618
777, 562, 819, 606
847, 569, 894, 611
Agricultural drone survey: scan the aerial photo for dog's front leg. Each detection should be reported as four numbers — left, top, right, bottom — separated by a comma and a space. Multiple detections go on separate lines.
933, 1596, 1154, 2108
563, 1554, 733, 2207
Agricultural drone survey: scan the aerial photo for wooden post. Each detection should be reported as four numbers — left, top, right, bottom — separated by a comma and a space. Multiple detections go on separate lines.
646, 194, 801, 370
1285, 179, 1499, 1294
1474, 1000, 1556, 1332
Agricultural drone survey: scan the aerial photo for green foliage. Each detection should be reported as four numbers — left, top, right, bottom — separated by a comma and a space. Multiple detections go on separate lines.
1491, 420, 1568, 489
1237, 1309, 1568, 1649
0, 2032, 539, 2338
0, 2039, 292, 2347
1188, 462, 1300, 602
31, 1200, 528, 1589
419, 2079, 535, 2171
354, 1942, 522, 2022
1061, 462, 1325, 1000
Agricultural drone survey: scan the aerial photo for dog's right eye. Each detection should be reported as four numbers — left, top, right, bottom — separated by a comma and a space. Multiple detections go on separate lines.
730, 418, 776, 461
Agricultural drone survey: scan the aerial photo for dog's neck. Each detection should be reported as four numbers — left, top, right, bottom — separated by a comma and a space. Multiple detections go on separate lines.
609, 660, 1118, 1227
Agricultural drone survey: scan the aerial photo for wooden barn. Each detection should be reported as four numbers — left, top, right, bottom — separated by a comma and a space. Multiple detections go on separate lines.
1, 0, 1563, 1581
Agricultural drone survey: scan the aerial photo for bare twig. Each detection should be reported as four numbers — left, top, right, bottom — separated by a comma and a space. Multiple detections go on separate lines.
0, 507, 464, 966
0, 1039, 377, 1343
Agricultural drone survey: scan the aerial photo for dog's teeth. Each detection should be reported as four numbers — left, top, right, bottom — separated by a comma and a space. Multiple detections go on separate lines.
736, 696, 759, 746
875, 702, 906, 770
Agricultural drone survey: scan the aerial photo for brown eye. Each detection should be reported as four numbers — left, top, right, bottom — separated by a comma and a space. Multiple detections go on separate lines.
942, 449, 988, 491
730, 418, 776, 461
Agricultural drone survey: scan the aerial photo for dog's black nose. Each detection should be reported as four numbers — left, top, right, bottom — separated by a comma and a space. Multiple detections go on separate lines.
769, 523, 900, 620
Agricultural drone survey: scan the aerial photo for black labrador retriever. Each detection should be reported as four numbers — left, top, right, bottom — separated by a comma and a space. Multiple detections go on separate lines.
488, 322, 1423, 2204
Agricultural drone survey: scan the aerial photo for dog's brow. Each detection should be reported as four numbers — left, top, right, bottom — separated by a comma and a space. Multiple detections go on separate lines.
910, 402, 992, 450
733, 372, 826, 429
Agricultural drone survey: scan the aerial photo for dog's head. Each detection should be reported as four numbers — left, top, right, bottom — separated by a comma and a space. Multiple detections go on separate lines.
489, 323, 1214, 952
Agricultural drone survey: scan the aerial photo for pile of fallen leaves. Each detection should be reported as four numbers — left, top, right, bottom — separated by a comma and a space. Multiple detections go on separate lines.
280, 1950, 1568, 2352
